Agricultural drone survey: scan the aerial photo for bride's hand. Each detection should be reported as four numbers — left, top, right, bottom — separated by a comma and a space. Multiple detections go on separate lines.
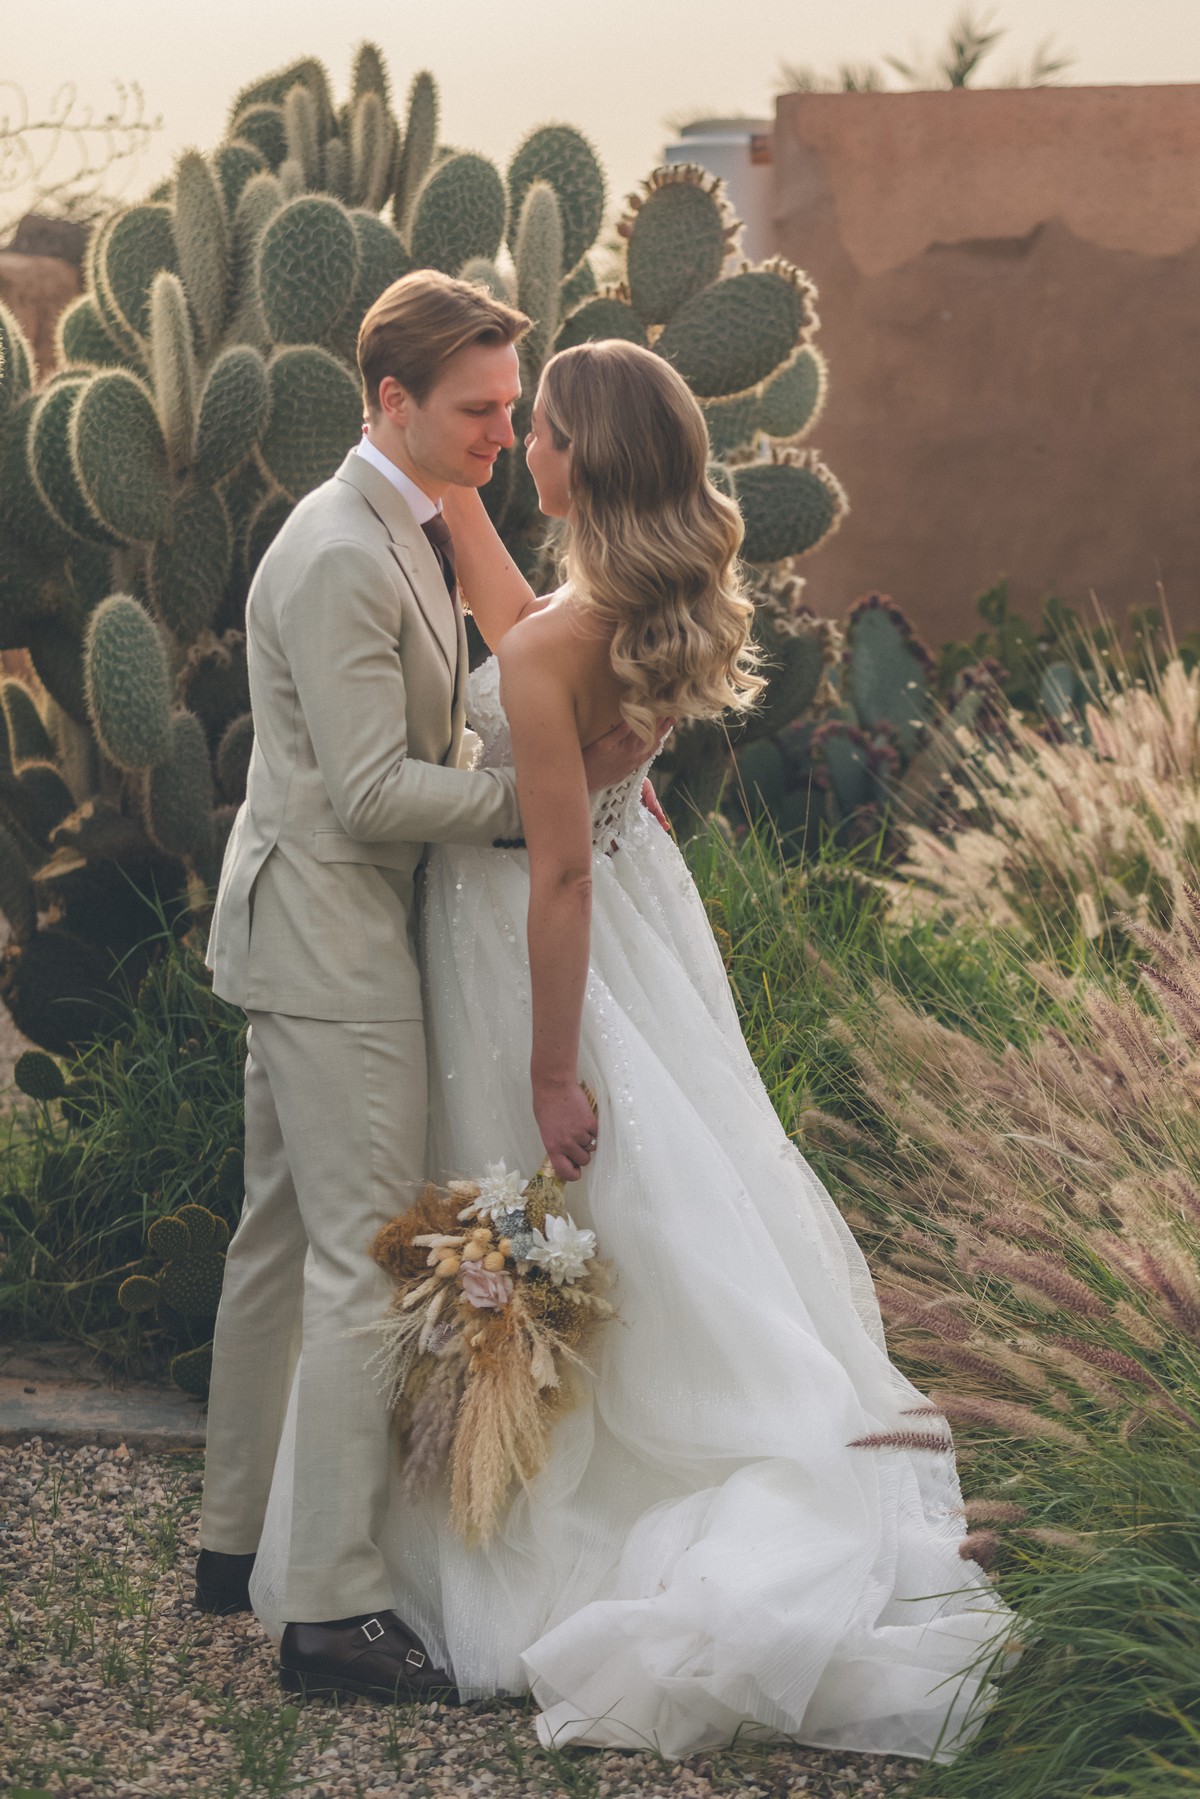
533, 1077, 598, 1183
582, 718, 673, 796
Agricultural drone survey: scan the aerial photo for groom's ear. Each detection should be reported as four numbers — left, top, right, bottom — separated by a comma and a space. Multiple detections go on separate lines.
378, 376, 413, 427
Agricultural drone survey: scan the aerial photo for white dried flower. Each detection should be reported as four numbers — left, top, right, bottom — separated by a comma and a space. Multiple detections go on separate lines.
472, 1161, 526, 1220
526, 1213, 597, 1286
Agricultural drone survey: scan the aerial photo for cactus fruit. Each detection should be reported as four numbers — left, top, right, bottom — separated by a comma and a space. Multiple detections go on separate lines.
259, 346, 360, 501
410, 152, 508, 277
392, 71, 439, 237
98, 204, 178, 344
216, 711, 254, 802
3, 680, 54, 763
555, 292, 647, 353
72, 370, 173, 543
148, 272, 197, 472
193, 345, 270, 486
0, 822, 35, 943
732, 449, 848, 565
31, 377, 118, 545
257, 196, 358, 345
13, 1048, 66, 1101
655, 263, 818, 400
758, 344, 827, 441
507, 125, 605, 275
0, 925, 115, 1055
621, 165, 738, 327
147, 486, 232, 642
842, 593, 933, 756
515, 181, 564, 379
144, 710, 216, 861
84, 596, 173, 770
55, 296, 127, 370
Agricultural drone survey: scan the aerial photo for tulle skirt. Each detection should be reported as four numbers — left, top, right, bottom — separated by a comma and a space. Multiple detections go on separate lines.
251, 814, 1014, 1759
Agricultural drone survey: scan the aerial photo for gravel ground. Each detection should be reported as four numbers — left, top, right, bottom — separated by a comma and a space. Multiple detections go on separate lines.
1, 1438, 925, 1799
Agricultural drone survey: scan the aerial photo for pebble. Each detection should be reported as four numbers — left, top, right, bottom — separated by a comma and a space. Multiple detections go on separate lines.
1, 1438, 919, 1798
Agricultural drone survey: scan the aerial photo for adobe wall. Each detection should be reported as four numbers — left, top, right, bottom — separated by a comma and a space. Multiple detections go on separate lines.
772, 86, 1200, 642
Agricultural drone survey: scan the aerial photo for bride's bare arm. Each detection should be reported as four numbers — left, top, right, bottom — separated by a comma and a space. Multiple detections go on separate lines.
497, 622, 598, 1182
441, 486, 545, 652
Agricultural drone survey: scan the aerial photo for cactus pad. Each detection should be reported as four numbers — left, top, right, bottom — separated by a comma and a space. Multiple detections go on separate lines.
0, 925, 114, 1055
655, 263, 817, 400
216, 711, 255, 802
515, 181, 563, 378
843, 593, 933, 756
99, 204, 178, 343
554, 292, 647, 354
0, 298, 34, 408
757, 344, 827, 442
732, 450, 847, 565
2, 680, 53, 763
84, 595, 173, 770
173, 152, 231, 348
622, 165, 738, 327
507, 124, 605, 274
148, 271, 197, 473
214, 139, 267, 214
410, 152, 508, 276
16, 762, 75, 840
144, 710, 216, 861
702, 390, 760, 459
257, 196, 359, 344
72, 371, 173, 543
147, 486, 232, 642
194, 345, 271, 486
232, 103, 288, 171
392, 71, 439, 236
56, 297, 127, 370
259, 346, 360, 501
169, 1344, 213, 1396
13, 1048, 66, 1101
31, 378, 118, 546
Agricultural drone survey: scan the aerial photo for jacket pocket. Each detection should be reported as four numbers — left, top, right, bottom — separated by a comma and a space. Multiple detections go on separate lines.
310, 831, 415, 871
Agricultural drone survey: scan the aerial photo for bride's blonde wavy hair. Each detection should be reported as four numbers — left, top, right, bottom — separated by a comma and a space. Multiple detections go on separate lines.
538, 340, 764, 743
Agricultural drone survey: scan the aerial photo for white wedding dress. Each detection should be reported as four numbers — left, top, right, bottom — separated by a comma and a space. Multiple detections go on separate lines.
251, 655, 1013, 1761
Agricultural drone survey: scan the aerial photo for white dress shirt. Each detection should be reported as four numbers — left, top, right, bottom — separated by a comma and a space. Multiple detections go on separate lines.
356, 433, 442, 525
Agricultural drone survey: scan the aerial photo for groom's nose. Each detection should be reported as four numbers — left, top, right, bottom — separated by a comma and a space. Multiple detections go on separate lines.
488, 409, 515, 449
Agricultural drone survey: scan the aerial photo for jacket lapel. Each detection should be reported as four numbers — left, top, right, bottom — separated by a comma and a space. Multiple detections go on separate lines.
335, 449, 458, 677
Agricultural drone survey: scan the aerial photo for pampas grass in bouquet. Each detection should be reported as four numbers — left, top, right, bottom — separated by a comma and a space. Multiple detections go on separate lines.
364, 1154, 615, 1543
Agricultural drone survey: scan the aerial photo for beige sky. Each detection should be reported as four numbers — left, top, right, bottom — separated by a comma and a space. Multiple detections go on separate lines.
6, 0, 1200, 223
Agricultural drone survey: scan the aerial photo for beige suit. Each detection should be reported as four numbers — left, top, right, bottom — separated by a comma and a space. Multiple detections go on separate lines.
200, 448, 520, 1622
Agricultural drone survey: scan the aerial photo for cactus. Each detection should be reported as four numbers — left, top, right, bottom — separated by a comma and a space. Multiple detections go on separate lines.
655, 262, 817, 401
0, 925, 116, 1054
72, 370, 173, 542
56, 296, 127, 370
507, 125, 605, 275
193, 345, 271, 485
13, 1047, 66, 1101
0, 822, 36, 943
732, 448, 848, 566
257, 195, 359, 344
392, 71, 438, 237
84, 595, 172, 770
410, 152, 507, 276
117, 1202, 228, 1393
842, 593, 934, 757
98, 204, 177, 345
259, 346, 361, 501
621, 165, 737, 326
216, 711, 255, 803
145, 710, 217, 862
515, 182, 564, 382
173, 152, 230, 348
147, 486, 232, 642
31, 377, 116, 545
147, 272, 197, 471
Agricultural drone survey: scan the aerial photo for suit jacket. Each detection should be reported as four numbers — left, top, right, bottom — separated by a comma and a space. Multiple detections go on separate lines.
205, 448, 521, 1020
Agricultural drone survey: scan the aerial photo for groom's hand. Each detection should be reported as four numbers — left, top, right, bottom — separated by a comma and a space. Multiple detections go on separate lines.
582, 718, 674, 796
533, 1077, 598, 1182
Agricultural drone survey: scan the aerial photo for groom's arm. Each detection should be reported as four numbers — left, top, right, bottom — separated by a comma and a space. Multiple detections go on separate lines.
284, 538, 522, 846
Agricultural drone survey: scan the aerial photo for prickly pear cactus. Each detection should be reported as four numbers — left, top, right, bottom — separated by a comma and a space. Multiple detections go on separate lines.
116, 1201, 229, 1396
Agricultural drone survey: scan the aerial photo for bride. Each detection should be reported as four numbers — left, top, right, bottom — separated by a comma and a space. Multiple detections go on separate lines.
253, 338, 1013, 1760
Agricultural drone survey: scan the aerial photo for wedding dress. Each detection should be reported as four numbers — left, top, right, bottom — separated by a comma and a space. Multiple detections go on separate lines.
250, 654, 1013, 1761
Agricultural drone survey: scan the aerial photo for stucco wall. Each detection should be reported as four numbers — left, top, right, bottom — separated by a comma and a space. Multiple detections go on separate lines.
773, 86, 1200, 642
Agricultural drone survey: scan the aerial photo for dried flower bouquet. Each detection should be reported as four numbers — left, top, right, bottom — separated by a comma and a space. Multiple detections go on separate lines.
365, 1159, 615, 1543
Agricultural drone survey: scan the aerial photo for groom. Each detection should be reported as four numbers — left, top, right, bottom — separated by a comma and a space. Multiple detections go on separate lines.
197, 271, 650, 1702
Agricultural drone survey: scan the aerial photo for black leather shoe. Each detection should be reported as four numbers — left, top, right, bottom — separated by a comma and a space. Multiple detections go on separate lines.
279, 1611, 460, 1704
195, 1548, 256, 1614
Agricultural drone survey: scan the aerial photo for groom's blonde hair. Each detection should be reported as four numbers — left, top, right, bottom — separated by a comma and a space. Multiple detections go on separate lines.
358, 270, 529, 411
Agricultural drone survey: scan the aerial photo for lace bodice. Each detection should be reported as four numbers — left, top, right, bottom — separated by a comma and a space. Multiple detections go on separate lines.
466, 656, 653, 855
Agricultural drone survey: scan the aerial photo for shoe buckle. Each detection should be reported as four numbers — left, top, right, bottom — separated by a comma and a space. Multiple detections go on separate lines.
361, 1617, 385, 1643
405, 1648, 426, 1669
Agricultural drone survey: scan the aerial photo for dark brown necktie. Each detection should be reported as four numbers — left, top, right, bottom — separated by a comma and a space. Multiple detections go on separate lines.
421, 513, 457, 599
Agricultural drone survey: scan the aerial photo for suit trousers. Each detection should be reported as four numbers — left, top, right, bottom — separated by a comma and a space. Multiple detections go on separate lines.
199, 1009, 427, 1621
